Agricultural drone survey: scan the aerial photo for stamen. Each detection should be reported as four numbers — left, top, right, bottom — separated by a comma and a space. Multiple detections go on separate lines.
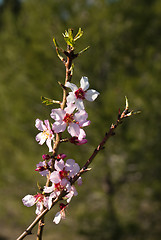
75, 88, 85, 99
59, 170, 68, 179
63, 113, 74, 124
34, 193, 44, 202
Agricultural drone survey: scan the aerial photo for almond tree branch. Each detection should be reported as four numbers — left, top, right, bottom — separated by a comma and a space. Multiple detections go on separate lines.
17, 98, 138, 240
36, 44, 80, 239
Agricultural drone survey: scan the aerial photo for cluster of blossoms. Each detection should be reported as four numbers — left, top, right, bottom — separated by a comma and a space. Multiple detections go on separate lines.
22, 76, 99, 224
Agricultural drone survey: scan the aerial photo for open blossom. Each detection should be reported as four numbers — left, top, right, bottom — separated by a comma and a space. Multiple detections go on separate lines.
51, 104, 90, 140
43, 158, 81, 202
45, 158, 81, 189
35, 119, 54, 152
65, 76, 100, 110
54, 158, 81, 179
22, 193, 53, 215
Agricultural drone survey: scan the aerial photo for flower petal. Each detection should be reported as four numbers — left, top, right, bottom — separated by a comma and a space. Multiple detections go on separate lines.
22, 195, 36, 207
44, 196, 54, 209
66, 92, 75, 103
52, 121, 66, 133
65, 82, 78, 91
61, 178, 69, 187
80, 76, 89, 91
81, 120, 91, 127
74, 110, 89, 127
85, 89, 100, 101
78, 128, 86, 140
66, 159, 75, 168
53, 211, 61, 224
75, 99, 84, 110
43, 184, 55, 193
68, 123, 80, 138
36, 132, 46, 145
77, 177, 82, 186
64, 102, 76, 114
46, 138, 53, 152
35, 202, 43, 215
55, 159, 65, 171
50, 109, 65, 121
35, 119, 46, 131
50, 171, 61, 183
44, 119, 51, 130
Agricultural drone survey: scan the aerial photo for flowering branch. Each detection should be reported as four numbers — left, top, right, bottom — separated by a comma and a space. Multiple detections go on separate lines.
17, 96, 139, 240
16, 28, 140, 240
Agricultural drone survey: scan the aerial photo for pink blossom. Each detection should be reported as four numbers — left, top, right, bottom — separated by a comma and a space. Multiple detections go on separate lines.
35, 119, 54, 152
48, 159, 81, 187
22, 193, 53, 215
43, 158, 82, 202
65, 76, 100, 110
55, 158, 80, 179
51, 105, 90, 140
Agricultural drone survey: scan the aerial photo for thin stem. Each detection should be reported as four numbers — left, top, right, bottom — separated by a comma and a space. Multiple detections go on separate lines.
35, 45, 77, 239
36, 217, 45, 240
71, 109, 130, 184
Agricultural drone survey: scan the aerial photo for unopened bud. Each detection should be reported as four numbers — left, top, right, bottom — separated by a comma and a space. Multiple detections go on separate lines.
35, 166, 46, 172
69, 136, 87, 145
42, 154, 51, 160
57, 153, 67, 160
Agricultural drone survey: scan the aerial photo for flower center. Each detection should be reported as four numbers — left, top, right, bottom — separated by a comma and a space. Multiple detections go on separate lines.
55, 183, 64, 191
59, 169, 68, 179
43, 129, 52, 139
75, 88, 85, 99
34, 193, 44, 202
63, 113, 74, 124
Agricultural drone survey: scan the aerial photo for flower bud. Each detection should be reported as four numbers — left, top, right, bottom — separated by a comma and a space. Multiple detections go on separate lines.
42, 154, 51, 160
57, 153, 67, 160
69, 136, 87, 145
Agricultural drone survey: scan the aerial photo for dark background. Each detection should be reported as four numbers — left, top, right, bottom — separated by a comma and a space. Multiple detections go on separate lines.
0, 0, 161, 239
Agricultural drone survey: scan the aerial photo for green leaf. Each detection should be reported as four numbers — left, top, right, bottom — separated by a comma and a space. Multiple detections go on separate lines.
64, 37, 75, 48
41, 96, 60, 105
62, 28, 84, 48
74, 28, 83, 41
63, 29, 75, 48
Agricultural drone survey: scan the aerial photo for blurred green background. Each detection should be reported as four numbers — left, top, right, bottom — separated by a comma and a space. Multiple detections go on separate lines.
0, 0, 161, 239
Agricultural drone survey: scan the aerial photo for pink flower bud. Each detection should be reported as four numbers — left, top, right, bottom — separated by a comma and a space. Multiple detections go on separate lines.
69, 136, 87, 145
57, 153, 67, 160
42, 154, 51, 160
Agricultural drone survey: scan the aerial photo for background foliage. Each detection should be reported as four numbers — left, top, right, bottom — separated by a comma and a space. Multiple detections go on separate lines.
0, 0, 161, 239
